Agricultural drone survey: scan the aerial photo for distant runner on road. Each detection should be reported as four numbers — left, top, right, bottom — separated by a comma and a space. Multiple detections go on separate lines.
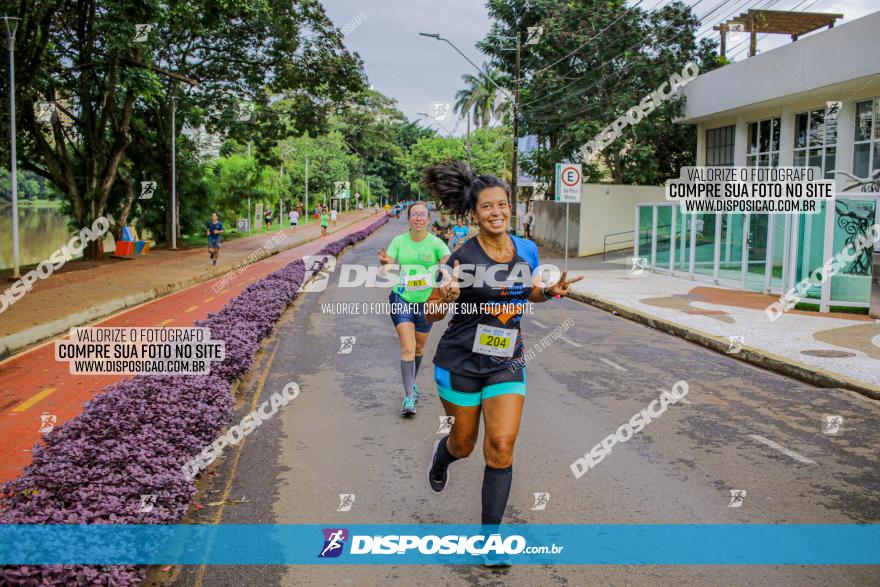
320, 207, 329, 240
421, 160, 581, 565
264, 207, 273, 232
451, 217, 469, 250
206, 212, 224, 266
378, 201, 450, 416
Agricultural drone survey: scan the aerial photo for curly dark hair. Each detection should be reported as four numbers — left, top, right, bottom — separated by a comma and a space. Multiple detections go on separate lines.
420, 159, 509, 218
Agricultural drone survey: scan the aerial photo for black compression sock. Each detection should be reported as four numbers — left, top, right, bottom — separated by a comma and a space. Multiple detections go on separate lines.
414, 355, 423, 378
481, 464, 513, 526
433, 435, 460, 471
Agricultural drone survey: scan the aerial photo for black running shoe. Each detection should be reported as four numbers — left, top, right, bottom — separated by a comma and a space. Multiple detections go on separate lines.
427, 438, 449, 492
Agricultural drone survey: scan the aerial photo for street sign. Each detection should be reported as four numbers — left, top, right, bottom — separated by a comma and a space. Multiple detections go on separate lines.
334, 181, 351, 198
555, 163, 582, 203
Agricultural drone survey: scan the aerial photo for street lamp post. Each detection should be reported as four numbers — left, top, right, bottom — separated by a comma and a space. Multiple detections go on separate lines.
170, 96, 178, 249
279, 146, 294, 228
304, 155, 309, 225
419, 31, 519, 230
3, 16, 21, 278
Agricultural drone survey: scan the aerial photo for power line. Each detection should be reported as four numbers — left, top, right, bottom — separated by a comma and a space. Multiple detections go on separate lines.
520, 0, 792, 119
523, 0, 824, 127
518, 0, 740, 113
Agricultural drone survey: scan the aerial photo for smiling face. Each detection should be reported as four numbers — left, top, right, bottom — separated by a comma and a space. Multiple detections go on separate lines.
474, 186, 510, 236
408, 203, 429, 231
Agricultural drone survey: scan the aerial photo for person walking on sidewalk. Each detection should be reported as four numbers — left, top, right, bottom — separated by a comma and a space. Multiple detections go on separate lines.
264, 207, 273, 232
330, 207, 338, 227
523, 206, 534, 240
378, 202, 450, 416
421, 160, 582, 565
288, 207, 299, 233
206, 212, 224, 266
319, 207, 329, 240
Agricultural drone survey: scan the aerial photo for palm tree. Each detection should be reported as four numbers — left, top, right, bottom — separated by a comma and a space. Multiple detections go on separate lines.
453, 63, 509, 128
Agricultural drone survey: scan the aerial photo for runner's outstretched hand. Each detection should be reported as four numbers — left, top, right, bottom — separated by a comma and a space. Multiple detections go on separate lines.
378, 248, 392, 266
547, 270, 584, 297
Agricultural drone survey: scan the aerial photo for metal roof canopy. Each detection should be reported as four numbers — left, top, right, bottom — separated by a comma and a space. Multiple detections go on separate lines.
714, 9, 843, 58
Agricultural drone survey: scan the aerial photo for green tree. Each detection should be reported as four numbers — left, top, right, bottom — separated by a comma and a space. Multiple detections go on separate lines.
453, 64, 509, 129
3, 0, 365, 257
479, 0, 718, 188
400, 136, 467, 194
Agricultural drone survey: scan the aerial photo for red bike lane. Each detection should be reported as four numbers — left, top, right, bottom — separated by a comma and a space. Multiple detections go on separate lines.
0, 215, 380, 484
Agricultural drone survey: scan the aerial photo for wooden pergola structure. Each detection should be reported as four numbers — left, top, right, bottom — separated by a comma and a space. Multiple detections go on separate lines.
714, 9, 843, 58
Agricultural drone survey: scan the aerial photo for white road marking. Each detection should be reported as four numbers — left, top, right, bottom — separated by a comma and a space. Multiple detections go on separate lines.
598, 357, 627, 372
559, 335, 582, 348
749, 434, 816, 465
532, 320, 548, 329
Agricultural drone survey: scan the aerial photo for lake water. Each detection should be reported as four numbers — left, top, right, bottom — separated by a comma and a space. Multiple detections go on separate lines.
0, 204, 115, 270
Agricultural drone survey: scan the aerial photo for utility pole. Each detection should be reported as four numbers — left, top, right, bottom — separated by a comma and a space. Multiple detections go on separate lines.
170, 96, 178, 250
3, 16, 21, 278
304, 156, 309, 224
247, 141, 251, 233
511, 31, 521, 231
466, 115, 471, 165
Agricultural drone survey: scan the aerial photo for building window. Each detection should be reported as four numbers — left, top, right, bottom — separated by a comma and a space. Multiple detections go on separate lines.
853, 97, 880, 178
706, 125, 735, 166
793, 107, 838, 178
746, 117, 780, 167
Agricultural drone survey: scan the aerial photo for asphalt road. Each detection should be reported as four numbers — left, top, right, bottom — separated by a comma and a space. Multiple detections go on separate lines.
156, 219, 880, 587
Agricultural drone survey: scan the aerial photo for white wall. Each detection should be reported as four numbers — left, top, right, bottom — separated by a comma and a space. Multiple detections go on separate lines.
579, 184, 666, 256
531, 184, 666, 257
681, 11, 880, 123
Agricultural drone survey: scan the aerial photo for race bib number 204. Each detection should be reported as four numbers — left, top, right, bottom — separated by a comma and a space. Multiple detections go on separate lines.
472, 324, 517, 358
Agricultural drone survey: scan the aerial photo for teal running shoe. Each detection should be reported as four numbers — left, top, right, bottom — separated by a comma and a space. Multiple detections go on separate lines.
412, 384, 419, 403
402, 396, 416, 416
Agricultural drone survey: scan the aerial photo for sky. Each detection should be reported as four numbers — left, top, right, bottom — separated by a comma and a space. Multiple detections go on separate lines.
321, 0, 879, 135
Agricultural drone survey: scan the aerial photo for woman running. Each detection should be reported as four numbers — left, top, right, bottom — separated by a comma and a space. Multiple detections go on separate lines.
450, 217, 470, 250
378, 202, 450, 416
422, 160, 582, 561
319, 206, 329, 240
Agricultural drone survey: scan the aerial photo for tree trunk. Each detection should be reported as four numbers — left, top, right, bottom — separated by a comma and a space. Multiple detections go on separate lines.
115, 170, 135, 240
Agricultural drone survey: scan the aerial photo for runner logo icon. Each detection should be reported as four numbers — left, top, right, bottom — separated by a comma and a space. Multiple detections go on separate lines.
728, 489, 747, 508
337, 494, 356, 512
822, 414, 843, 435
318, 528, 349, 558
532, 492, 550, 511
338, 336, 356, 354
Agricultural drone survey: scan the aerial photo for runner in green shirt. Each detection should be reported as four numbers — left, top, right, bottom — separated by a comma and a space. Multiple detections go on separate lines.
320, 207, 329, 240
378, 202, 450, 415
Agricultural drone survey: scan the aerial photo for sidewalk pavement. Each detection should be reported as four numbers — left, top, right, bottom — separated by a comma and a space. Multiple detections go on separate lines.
560, 253, 880, 399
0, 212, 384, 484
0, 210, 375, 358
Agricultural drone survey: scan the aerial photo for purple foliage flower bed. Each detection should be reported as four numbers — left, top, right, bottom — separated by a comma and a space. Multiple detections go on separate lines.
0, 216, 388, 586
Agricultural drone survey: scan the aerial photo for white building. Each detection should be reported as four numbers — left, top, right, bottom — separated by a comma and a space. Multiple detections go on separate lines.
635, 10, 880, 313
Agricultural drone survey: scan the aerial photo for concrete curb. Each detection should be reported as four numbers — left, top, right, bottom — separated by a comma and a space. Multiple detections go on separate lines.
0, 215, 373, 360
568, 290, 880, 401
